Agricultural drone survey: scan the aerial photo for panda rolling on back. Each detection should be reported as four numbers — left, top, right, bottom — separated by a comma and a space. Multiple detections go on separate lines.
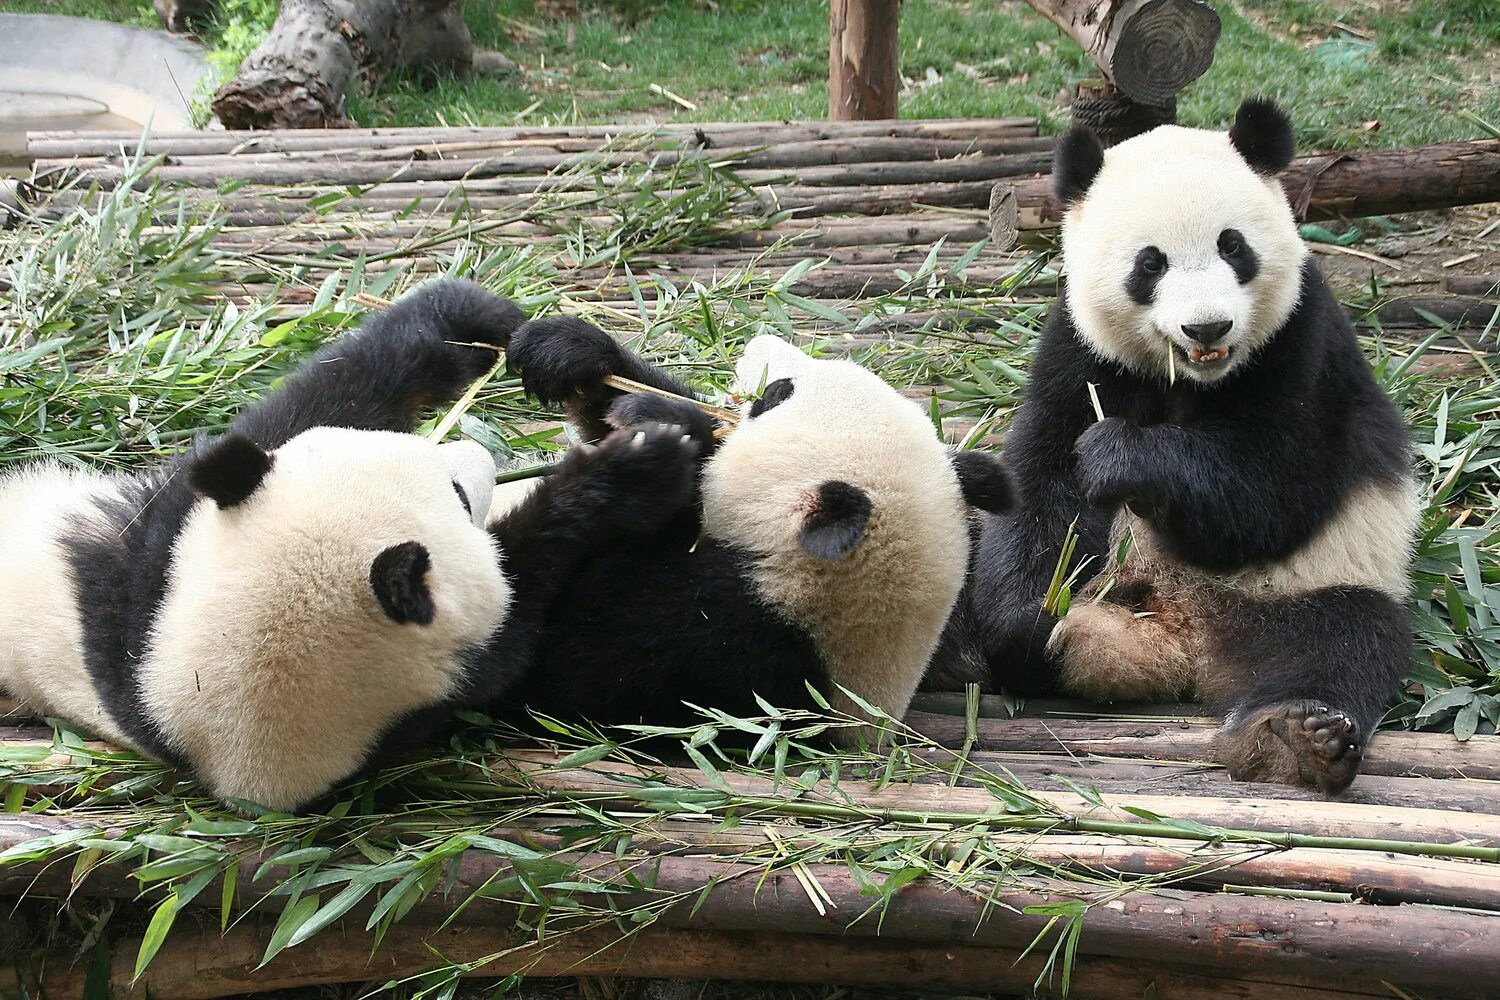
501, 319, 1013, 741
953, 99, 1417, 793
0, 280, 700, 811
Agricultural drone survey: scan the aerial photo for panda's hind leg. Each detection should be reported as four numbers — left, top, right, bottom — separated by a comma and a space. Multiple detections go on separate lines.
1047, 573, 1205, 702
1205, 586, 1409, 794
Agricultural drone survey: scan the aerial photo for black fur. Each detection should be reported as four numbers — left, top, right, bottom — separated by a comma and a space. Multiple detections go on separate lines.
800, 481, 872, 561
507, 316, 702, 443
1218, 229, 1260, 284
370, 541, 435, 625
1228, 98, 1296, 174
61, 279, 689, 800
941, 260, 1413, 740
950, 450, 1013, 513
189, 435, 273, 508
1125, 246, 1167, 306
749, 378, 796, 418
1052, 127, 1105, 207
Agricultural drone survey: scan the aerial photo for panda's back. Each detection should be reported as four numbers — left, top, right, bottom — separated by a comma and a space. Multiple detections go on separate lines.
0, 463, 136, 746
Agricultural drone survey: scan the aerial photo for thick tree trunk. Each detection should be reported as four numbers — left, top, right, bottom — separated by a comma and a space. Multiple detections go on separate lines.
828, 0, 900, 121
1024, 0, 1220, 106
211, 0, 476, 129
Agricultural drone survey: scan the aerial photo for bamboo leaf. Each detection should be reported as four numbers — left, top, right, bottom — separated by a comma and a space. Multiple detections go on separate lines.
259, 893, 321, 967
133, 892, 180, 982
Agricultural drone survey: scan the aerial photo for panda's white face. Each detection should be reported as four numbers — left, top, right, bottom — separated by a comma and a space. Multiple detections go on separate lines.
701, 335, 971, 739
142, 427, 509, 811
1062, 125, 1307, 384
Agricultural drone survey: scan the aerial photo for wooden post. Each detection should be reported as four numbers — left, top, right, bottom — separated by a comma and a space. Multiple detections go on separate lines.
829, 0, 900, 121
1023, 0, 1220, 106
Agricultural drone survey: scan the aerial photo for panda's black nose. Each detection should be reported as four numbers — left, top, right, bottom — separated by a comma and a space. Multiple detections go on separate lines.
1182, 320, 1232, 344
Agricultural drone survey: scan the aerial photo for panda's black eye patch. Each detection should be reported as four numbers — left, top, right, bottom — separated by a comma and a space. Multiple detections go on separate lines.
1218, 228, 1259, 284
749, 378, 795, 418
452, 481, 472, 517
1126, 246, 1167, 305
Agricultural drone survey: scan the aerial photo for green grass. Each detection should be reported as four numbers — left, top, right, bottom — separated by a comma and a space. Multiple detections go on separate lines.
11, 1, 1499, 147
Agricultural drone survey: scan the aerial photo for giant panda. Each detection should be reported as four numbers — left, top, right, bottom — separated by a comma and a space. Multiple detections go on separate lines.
945, 98, 1418, 793
0, 280, 701, 811
497, 319, 1013, 742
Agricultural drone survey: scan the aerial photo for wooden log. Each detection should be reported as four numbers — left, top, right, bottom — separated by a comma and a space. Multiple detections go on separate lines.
34, 135, 1056, 173
18, 921, 1395, 1000
210, 0, 475, 129
971, 753, 1500, 814
496, 750, 1500, 848
1023, 0, 1221, 106
1371, 295, 1500, 328
906, 710, 1500, 781
1444, 274, 1500, 297
24, 118, 1040, 160
829, 0, 901, 121
53, 150, 1053, 192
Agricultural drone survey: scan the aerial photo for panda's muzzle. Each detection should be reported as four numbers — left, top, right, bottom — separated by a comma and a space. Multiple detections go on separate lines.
1179, 321, 1233, 366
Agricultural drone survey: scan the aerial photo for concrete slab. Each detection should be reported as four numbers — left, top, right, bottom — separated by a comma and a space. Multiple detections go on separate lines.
0, 13, 213, 131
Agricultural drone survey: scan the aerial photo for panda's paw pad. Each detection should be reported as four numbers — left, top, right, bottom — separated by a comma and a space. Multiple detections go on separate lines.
1268, 700, 1362, 793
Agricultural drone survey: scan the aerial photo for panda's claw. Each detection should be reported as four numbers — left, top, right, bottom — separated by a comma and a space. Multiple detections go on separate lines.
561, 422, 703, 535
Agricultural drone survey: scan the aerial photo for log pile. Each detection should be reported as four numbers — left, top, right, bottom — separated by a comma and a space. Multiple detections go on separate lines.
2, 690, 1499, 999
15, 121, 1500, 354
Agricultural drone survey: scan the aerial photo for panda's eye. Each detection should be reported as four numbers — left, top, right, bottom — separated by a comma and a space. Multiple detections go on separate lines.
1219, 229, 1245, 256
749, 378, 795, 418
1137, 246, 1166, 273
452, 481, 472, 517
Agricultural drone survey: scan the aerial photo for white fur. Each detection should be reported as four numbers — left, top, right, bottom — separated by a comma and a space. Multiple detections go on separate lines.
1117, 475, 1421, 601
701, 336, 970, 738
0, 464, 136, 747
1062, 125, 1308, 384
141, 428, 509, 810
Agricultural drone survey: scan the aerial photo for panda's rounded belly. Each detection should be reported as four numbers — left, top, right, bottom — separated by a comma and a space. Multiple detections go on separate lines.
1116, 476, 1420, 602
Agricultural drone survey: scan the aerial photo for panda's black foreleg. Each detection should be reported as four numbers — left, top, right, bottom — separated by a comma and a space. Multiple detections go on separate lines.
1204, 585, 1409, 794
230, 279, 525, 448
470, 419, 704, 704
507, 316, 706, 443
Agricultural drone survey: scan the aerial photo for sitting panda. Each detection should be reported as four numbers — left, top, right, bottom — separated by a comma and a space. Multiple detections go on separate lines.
499, 319, 1013, 741
0, 280, 700, 811
948, 99, 1418, 793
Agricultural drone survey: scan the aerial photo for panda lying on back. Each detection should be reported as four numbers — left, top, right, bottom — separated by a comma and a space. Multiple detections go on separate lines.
950, 99, 1418, 792
0, 280, 699, 811
497, 320, 1013, 741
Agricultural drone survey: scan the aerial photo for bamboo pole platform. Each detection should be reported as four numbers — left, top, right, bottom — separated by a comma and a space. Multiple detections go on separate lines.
3, 690, 1500, 999
15, 121, 1500, 339
5, 119, 1500, 997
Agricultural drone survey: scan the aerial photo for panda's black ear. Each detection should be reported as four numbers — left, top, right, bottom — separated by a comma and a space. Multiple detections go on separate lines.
189, 434, 272, 509
950, 450, 1013, 513
370, 541, 435, 626
799, 481, 871, 562
1052, 126, 1105, 207
1229, 98, 1296, 174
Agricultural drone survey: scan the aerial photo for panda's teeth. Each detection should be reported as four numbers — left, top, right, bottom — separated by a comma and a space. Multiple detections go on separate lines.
1187, 347, 1228, 364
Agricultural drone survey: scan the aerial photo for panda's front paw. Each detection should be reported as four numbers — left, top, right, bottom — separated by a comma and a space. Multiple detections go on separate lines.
563, 422, 703, 533
508, 316, 623, 406
1075, 417, 1143, 506
606, 393, 719, 454
383, 279, 524, 379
